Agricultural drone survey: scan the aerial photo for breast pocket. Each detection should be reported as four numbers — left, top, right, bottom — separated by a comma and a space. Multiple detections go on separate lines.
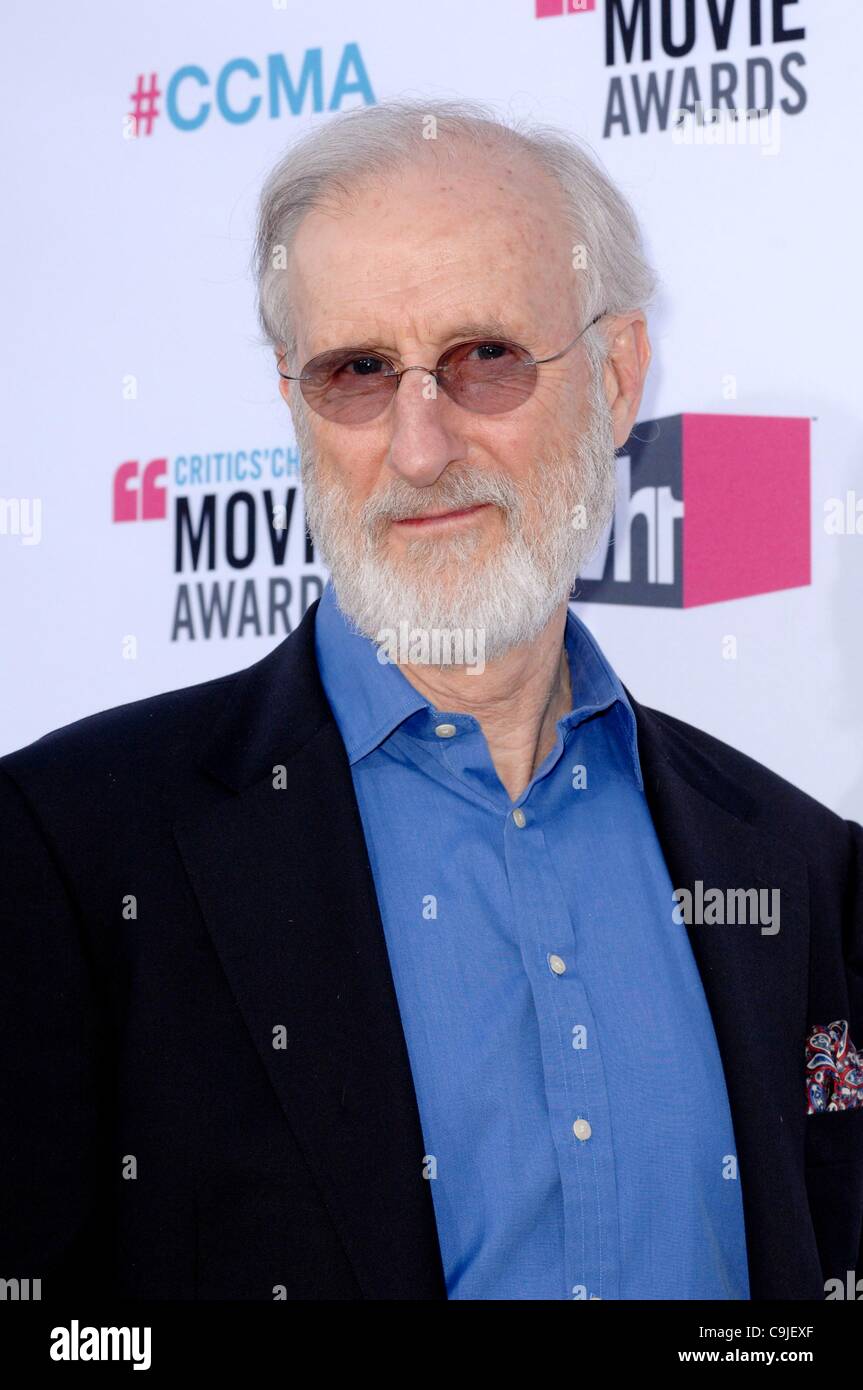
805, 1106, 863, 1168
804, 1109, 863, 1290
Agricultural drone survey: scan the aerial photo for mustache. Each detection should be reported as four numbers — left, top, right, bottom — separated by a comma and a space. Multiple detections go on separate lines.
359, 467, 525, 528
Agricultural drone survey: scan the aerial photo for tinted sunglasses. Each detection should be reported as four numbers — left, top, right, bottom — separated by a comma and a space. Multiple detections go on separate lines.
277, 310, 607, 424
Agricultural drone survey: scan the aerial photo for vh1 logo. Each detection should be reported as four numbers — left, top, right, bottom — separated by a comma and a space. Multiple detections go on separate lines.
575, 414, 810, 607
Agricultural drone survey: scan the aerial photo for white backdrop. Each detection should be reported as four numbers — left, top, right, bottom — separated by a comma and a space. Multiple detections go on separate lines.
2, 0, 861, 819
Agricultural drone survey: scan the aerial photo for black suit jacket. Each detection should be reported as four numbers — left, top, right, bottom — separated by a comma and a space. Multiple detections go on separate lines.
2, 597, 862, 1301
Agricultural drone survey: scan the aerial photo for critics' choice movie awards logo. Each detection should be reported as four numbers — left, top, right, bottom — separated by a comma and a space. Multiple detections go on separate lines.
536, 0, 808, 137
113, 448, 324, 641
113, 414, 810, 637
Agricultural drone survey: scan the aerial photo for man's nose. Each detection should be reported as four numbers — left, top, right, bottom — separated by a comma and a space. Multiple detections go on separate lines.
385, 366, 463, 488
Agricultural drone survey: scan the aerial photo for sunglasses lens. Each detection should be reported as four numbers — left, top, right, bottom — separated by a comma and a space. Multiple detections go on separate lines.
294, 341, 538, 421
300, 352, 396, 423
439, 341, 537, 414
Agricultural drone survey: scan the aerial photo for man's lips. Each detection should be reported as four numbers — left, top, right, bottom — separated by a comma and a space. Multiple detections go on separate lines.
390, 502, 492, 529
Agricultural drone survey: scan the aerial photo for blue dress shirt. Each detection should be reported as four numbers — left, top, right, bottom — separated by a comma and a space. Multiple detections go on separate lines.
314, 579, 750, 1301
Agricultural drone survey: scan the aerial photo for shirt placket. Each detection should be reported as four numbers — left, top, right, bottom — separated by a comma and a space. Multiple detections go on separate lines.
503, 784, 621, 1302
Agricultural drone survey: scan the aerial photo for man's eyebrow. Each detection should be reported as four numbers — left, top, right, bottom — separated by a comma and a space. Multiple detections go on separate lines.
441, 318, 522, 343
309, 318, 525, 358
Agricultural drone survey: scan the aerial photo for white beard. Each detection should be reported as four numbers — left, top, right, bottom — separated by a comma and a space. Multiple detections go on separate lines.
295, 360, 616, 665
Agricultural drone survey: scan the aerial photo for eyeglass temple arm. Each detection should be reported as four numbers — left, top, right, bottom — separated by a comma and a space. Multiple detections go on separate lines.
532, 310, 608, 367
277, 354, 302, 381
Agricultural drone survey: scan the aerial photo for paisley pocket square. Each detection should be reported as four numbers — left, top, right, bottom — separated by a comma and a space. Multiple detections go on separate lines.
806, 1020, 863, 1113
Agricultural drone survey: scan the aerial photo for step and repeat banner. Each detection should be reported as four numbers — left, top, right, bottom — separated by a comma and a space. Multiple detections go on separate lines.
2, 0, 861, 818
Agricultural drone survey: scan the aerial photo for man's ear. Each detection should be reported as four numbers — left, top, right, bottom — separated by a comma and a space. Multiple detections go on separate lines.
601, 314, 652, 449
275, 345, 292, 405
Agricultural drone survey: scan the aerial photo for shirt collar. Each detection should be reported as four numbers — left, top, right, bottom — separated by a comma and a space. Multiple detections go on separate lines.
314, 580, 428, 764
313, 578, 642, 788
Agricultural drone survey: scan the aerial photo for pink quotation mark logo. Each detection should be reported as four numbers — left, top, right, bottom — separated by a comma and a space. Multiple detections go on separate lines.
536, 0, 595, 16
113, 459, 168, 522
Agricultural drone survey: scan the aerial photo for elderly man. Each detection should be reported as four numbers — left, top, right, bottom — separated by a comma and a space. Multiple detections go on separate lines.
1, 99, 861, 1304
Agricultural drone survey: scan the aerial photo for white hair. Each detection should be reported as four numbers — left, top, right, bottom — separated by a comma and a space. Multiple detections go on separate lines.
252, 96, 657, 377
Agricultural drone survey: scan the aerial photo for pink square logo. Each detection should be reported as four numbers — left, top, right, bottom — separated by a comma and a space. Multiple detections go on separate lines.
682, 414, 810, 607
536, 0, 595, 17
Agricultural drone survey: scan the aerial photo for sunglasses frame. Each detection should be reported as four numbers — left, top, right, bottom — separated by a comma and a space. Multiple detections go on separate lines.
277, 309, 609, 420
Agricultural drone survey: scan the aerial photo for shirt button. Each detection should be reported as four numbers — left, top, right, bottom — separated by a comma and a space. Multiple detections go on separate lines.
548, 954, 567, 976
435, 723, 457, 738
512, 808, 527, 827
573, 1119, 592, 1142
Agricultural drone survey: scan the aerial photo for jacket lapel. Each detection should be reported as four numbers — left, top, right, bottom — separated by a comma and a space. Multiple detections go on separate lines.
628, 693, 824, 1299
173, 600, 446, 1299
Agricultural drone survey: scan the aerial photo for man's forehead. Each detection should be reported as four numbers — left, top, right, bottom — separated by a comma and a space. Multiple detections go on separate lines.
288, 159, 572, 356
292, 221, 548, 356
293, 208, 561, 299
290, 240, 565, 361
